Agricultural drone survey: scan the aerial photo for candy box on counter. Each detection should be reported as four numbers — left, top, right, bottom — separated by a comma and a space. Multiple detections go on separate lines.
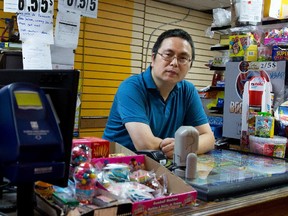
249, 135, 287, 158
73, 137, 110, 159
93, 142, 197, 216
35, 142, 197, 216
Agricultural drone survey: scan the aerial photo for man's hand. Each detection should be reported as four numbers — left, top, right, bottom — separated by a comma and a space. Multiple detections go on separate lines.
160, 138, 175, 159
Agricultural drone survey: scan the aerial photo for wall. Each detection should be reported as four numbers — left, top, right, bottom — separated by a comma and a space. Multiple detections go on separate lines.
0, 0, 219, 138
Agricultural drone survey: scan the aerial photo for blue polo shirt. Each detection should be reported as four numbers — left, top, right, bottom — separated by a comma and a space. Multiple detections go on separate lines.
102, 66, 208, 151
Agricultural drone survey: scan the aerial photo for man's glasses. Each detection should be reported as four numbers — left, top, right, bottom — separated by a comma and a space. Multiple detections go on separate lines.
157, 52, 192, 65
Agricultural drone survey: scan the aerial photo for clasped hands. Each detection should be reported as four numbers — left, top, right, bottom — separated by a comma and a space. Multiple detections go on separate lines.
159, 137, 175, 159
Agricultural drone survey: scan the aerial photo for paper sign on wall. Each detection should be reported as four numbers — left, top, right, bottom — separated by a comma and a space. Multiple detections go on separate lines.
58, 0, 98, 18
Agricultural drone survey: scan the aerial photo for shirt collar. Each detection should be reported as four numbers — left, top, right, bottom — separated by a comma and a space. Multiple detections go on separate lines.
142, 66, 156, 89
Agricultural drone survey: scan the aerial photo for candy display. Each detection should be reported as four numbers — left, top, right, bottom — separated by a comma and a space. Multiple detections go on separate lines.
94, 155, 169, 203
249, 135, 287, 158
70, 144, 92, 179
255, 113, 275, 138
73, 162, 97, 204
71, 144, 92, 167
102, 163, 130, 183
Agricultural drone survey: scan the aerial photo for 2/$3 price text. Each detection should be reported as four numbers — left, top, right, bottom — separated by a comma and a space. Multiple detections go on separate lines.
18, 0, 53, 13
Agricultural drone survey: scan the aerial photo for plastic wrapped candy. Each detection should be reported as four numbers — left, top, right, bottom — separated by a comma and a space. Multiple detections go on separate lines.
70, 144, 92, 179
71, 144, 92, 167
73, 162, 97, 204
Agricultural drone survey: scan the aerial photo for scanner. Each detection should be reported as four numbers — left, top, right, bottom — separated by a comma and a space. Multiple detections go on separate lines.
0, 82, 66, 216
173, 126, 199, 180
0, 82, 65, 182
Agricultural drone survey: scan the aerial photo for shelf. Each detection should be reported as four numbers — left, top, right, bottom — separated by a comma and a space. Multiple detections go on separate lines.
262, 18, 288, 25
210, 86, 225, 91
208, 113, 223, 117
211, 19, 288, 34
198, 86, 224, 100
210, 45, 229, 51
208, 106, 223, 115
211, 25, 231, 34
210, 66, 226, 71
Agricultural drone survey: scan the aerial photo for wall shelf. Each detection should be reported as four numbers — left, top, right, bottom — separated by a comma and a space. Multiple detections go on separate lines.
211, 19, 288, 34
210, 45, 229, 51
210, 86, 225, 91
210, 66, 226, 71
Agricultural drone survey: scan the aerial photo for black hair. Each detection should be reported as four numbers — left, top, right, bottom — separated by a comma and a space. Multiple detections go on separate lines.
152, 28, 195, 66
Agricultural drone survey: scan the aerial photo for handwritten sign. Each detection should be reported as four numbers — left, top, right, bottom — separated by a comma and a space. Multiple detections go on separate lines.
17, 12, 54, 44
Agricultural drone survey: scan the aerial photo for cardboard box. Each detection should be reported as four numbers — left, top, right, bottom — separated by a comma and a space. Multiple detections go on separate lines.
263, 0, 281, 19
105, 142, 197, 216
263, 0, 288, 19
229, 35, 249, 58
272, 45, 288, 61
35, 185, 132, 216
83, 137, 110, 158
36, 143, 197, 216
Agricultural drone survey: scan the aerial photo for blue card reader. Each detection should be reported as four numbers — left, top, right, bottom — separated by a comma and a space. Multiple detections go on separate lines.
0, 82, 65, 182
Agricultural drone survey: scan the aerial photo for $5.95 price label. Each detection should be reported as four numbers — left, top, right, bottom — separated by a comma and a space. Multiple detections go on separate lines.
18, 0, 54, 14
59, 0, 98, 18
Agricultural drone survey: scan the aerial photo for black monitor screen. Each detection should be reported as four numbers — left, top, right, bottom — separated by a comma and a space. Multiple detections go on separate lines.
0, 69, 79, 187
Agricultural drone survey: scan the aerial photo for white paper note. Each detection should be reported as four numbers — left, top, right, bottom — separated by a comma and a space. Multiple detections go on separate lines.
54, 10, 81, 49
22, 40, 52, 69
17, 12, 54, 44
3, 0, 18, 13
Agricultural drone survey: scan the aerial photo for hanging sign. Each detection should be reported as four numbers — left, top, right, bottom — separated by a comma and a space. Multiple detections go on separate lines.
17, 0, 54, 14
58, 0, 98, 18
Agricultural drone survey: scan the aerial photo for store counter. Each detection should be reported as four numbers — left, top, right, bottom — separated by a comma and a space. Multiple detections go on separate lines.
171, 146, 288, 216
5, 145, 288, 216
4, 183, 288, 216
172, 184, 288, 215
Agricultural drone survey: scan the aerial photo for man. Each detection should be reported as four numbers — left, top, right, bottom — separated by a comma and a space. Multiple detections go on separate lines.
103, 28, 215, 158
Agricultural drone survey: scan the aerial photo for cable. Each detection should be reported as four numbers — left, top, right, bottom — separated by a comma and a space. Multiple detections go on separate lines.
144, 8, 191, 69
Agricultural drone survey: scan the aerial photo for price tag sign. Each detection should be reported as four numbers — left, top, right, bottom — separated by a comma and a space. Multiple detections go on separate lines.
17, 0, 54, 14
58, 0, 98, 18
246, 61, 278, 72
259, 61, 278, 71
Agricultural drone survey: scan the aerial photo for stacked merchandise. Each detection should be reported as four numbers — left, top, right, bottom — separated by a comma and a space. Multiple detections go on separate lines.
213, 0, 288, 157
210, 1, 288, 156
34, 140, 197, 216
240, 74, 288, 158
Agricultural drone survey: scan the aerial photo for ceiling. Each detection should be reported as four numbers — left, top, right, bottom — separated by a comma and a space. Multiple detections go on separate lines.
154, 0, 231, 12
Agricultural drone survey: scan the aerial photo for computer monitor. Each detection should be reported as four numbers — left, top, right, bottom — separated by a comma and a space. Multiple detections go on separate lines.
0, 69, 79, 214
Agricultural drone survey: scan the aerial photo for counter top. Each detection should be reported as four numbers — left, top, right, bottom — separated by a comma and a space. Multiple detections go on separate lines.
182, 184, 288, 215
6, 184, 288, 216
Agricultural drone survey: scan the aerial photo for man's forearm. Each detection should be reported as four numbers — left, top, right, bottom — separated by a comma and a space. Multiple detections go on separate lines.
197, 132, 215, 154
